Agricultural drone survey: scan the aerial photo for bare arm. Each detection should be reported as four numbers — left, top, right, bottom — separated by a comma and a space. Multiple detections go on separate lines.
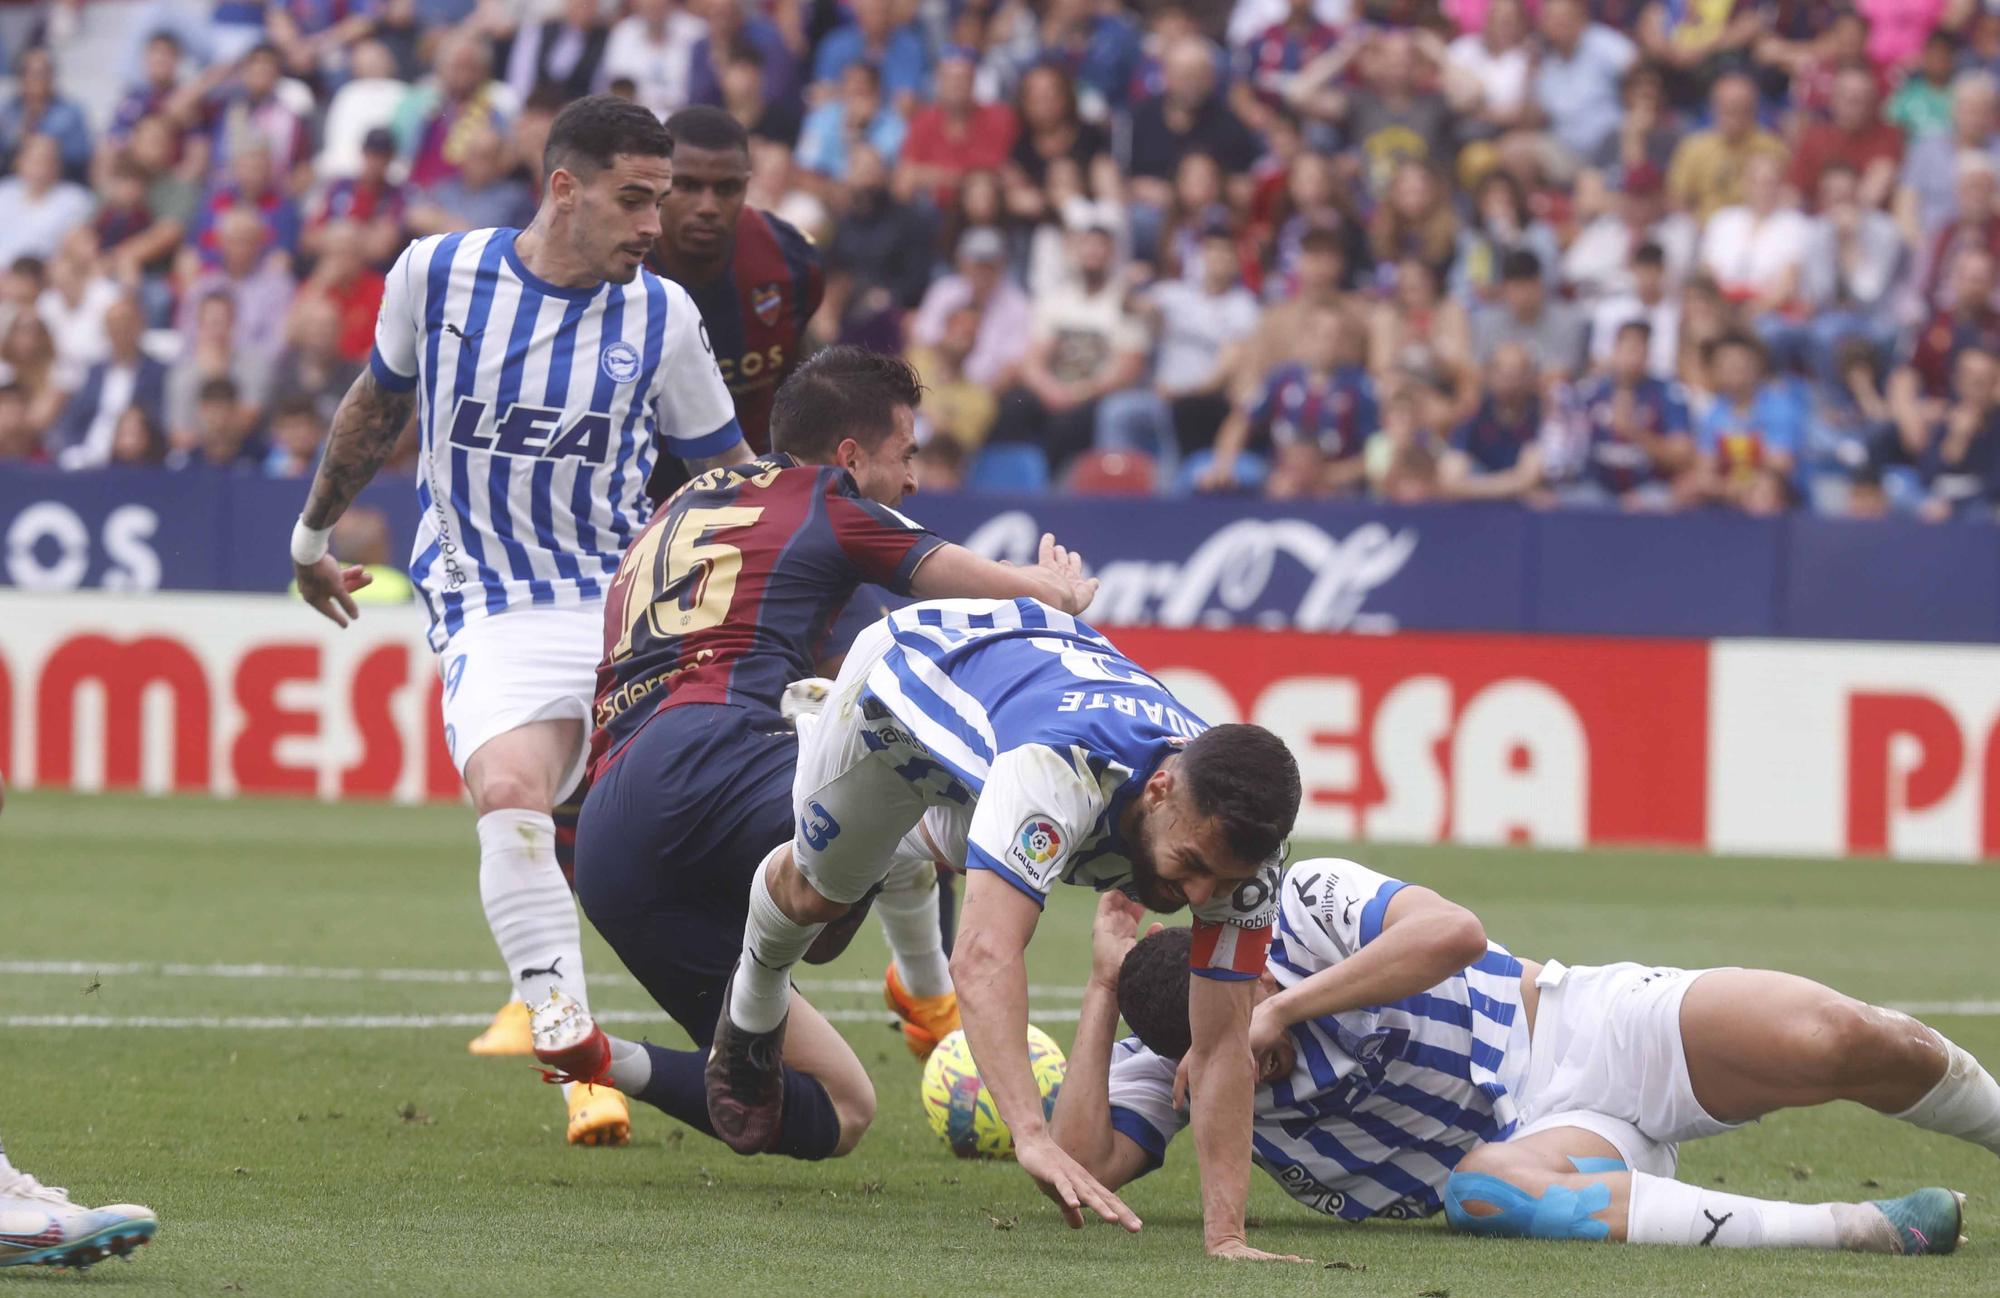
908, 532, 1098, 614
1255, 886, 1486, 1034
293, 368, 416, 625
1185, 973, 1298, 1261
953, 870, 1141, 1232
1049, 892, 1159, 1188
685, 438, 754, 474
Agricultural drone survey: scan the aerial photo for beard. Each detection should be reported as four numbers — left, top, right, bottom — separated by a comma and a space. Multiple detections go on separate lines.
1122, 852, 1186, 914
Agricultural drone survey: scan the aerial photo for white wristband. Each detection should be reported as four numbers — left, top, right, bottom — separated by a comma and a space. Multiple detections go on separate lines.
291, 518, 334, 566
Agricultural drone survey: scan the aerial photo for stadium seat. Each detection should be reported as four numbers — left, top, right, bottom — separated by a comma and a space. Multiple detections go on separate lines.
1172, 450, 1268, 496
966, 443, 1051, 494
1064, 449, 1159, 495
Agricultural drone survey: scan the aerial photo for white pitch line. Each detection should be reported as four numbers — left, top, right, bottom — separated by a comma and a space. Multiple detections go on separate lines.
2, 1009, 1082, 1030
0, 960, 1088, 999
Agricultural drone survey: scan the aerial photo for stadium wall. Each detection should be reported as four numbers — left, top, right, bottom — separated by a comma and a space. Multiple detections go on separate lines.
7, 592, 2000, 863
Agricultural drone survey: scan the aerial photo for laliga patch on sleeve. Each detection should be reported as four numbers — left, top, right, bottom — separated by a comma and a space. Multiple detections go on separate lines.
1006, 815, 1066, 890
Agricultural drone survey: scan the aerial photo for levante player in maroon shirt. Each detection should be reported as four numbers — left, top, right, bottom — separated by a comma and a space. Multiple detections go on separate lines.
644, 105, 823, 504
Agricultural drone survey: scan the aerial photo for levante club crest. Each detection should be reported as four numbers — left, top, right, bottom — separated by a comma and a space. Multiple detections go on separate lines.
751, 283, 782, 325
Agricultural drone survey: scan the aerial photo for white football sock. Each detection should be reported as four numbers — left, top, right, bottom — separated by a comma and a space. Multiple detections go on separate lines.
1627, 1173, 1842, 1249
606, 1036, 652, 1093
1891, 1035, 2000, 1156
877, 856, 952, 999
0, 1130, 12, 1178
730, 853, 823, 1035
477, 809, 589, 1012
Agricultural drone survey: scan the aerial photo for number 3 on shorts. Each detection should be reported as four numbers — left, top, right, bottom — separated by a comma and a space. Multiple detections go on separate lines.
800, 800, 841, 851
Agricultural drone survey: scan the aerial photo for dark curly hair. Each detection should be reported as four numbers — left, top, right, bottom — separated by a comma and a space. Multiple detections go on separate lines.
544, 94, 674, 180
770, 346, 924, 461
1177, 724, 1300, 869
1116, 927, 1193, 1060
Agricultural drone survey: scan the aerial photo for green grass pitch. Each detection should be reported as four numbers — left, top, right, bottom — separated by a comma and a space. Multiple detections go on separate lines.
3, 790, 1999, 1297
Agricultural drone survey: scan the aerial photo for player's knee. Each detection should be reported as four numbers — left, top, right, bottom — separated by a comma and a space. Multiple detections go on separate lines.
469, 767, 553, 817
829, 1079, 877, 1157
1791, 997, 1883, 1084
1441, 1166, 1612, 1241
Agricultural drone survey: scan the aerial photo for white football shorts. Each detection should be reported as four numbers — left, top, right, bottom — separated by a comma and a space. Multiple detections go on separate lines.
1509, 960, 1745, 1177
435, 603, 602, 796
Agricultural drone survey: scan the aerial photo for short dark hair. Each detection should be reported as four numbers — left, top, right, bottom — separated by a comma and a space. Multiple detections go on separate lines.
1500, 248, 1543, 283
667, 104, 751, 156
1298, 227, 1346, 259
1704, 328, 1766, 368
544, 94, 674, 180
1176, 724, 1299, 869
1117, 928, 1193, 1060
726, 38, 767, 71
770, 346, 923, 461
198, 376, 240, 404
1616, 319, 1653, 344
272, 393, 319, 422
1632, 241, 1666, 269
146, 29, 181, 50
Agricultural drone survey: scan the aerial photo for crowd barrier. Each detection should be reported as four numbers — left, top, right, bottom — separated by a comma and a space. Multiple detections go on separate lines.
3, 465, 1998, 643
6, 591, 2000, 862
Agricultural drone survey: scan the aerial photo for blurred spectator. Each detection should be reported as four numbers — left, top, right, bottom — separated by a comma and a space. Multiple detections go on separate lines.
1796, 162, 1907, 386
0, 136, 94, 268
720, 42, 804, 170
263, 392, 326, 478
1863, 0, 1950, 72
318, 42, 409, 178
1473, 248, 1585, 376
47, 295, 167, 470
1453, 170, 1559, 302
1897, 70, 2000, 240
1444, 0, 1535, 137
1149, 151, 1228, 280
688, 0, 802, 114
1687, 330, 1804, 515
1440, 341, 1546, 500
978, 0, 1140, 117
1588, 241, 1680, 379
1614, 61, 1680, 179
1632, 0, 1763, 90
506, 0, 612, 103
908, 306, 997, 451
1243, 225, 1353, 386
1126, 35, 1258, 220
908, 226, 1032, 390
0, 48, 93, 181
1364, 379, 1444, 502
1303, 29, 1455, 196
1003, 65, 1112, 223
1532, 0, 1637, 169
307, 127, 409, 266
914, 429, 966, 490
1900, 245, 2000, 403
1791, 62, 1903, 212
203, 43, 312, 178
178, 207, 295, 370
1261, 148, 1367, 298
111, 406, 167, 466
407, 127, 534, 233
38, 229, 119, 390
0, 309, 64, 436
603, 0, 708, 119
0, 383, 37, 461
290, 220, 383, 364
272, 295, 361, 425
812, 0, 929, 105
166, 375, 264, 470
109, 31, 188, 145
1910, 346, 2000, 520
401, 33, 516, 191
1238, 0, 1344, 124
1369, 254, 1477, 399
1699, 151, 1810, 324
989, 219, 1148, 470
1667, 71, 1788, 220
1368, 159, 1457, 280
796, 61, 906, 187
1887, 30, 1956, 138
1916, 151, 2000, 314
1560, 319, 1693, 508
822, 144, 930, 347
898, 49, 1018, 211
1563, 162, 1697, 301
191, 140, 305, 268
1205, 302, 1375, 496
1099, 221, 1259, 470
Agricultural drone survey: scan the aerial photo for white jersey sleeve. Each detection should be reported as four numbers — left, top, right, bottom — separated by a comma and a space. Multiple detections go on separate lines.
1106, 1037, 1187, 1173
651, 278, 744, 460
963, 743, 1107, 906
370, 240, 422, 391
1276, 857, 1409, 967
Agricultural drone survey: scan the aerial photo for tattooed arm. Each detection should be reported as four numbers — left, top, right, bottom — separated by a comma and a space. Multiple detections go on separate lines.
293, 367, 417, 627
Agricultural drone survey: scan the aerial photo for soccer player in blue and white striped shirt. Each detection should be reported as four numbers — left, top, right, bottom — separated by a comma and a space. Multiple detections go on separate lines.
289, 96, 751, 1148
1055, 863, 1997, 1257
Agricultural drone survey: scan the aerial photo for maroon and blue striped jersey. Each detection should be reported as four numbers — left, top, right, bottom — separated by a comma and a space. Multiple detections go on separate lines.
590, 454, 944, 779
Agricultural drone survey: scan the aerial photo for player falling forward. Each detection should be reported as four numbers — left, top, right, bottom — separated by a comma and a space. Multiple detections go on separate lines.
527, 348, 1100, 1161
705, 598, 1303, 1255
1057, 860, 1994, 1256
291, 96, 752, 1146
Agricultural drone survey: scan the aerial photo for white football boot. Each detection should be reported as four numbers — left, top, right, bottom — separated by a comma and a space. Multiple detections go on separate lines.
0, 1168, 156, 1269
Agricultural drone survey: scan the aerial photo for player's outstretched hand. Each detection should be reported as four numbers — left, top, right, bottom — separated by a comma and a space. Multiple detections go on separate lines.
1090, 891, 1161, 991
1207, 1240, 1312, 1264
1016, 1132, 1142, 1233
1035, 532, 1099, 615
295, 555, 373, 628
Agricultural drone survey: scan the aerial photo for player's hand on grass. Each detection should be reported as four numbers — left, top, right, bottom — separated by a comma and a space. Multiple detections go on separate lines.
1090, 891, 1161, 991
1035, 532, 1099, 615
1015, 1131, 1142, 1233
1206, 1240, 1312, 1264
295, 554, 373, 627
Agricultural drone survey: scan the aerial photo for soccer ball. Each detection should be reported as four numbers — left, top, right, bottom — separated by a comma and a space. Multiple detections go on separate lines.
920, 1026, 1066, 1159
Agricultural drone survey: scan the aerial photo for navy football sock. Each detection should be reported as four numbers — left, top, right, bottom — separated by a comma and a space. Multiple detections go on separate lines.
634, 1042, 841, 1160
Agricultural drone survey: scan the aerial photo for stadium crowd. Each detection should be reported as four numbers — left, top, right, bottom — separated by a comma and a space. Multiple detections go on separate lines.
0, 0, 1996, 518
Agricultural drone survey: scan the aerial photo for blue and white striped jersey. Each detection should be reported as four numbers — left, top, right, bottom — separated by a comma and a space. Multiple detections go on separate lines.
860, 598, 1280, 978
1108, 858, 1532, 1221
370, 228, 743, 650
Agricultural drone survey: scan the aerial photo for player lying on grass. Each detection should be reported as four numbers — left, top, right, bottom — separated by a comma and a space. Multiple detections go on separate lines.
705, 597, 1303, 1256
527, 349, 1100, 1164
1054, 862, 1996, 1256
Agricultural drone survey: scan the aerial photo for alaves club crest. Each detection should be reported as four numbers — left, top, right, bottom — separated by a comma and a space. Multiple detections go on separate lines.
600, 340, 641, 384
